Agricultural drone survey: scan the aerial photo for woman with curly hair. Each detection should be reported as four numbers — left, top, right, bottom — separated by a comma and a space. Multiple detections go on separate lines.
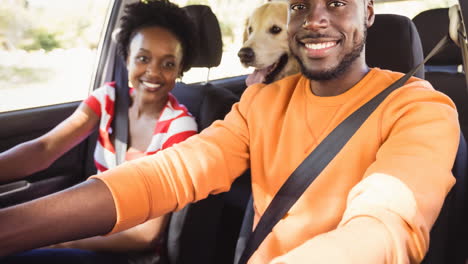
0, 1, 198, 263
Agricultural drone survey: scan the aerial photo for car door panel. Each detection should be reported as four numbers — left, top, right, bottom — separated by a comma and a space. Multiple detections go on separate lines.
0, 102, 94, 208
0, 0, 118, 209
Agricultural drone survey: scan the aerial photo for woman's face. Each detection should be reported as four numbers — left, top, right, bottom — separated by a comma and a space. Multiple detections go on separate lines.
126, 26, 183, 102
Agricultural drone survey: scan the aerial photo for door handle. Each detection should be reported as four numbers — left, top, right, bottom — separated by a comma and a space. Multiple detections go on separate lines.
0, 180, 30, 197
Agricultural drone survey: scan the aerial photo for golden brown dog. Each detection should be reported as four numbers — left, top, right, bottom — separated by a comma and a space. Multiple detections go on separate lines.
238, 2, 300, 86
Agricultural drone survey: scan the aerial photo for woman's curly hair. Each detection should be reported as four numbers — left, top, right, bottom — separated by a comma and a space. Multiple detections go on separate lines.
116, 0, 198, 73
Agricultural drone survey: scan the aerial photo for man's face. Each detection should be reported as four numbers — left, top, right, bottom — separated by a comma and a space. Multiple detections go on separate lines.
287, 0, 374, 81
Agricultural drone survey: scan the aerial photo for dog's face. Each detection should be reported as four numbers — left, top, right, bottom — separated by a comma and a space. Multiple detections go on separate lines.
238, 2, 298, 85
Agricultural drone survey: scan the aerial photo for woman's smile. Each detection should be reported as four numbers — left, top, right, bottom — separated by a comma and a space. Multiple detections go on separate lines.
141, 81, 162, 92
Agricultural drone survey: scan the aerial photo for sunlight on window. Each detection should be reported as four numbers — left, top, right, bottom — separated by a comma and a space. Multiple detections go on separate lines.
177, 0, 460, 84
375, 0, 458, 18
0, 0, 112, 112
1, 0, 459, 111
172, 0, 265, 83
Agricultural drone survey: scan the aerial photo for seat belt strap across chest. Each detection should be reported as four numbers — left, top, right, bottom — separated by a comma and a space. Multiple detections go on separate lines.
113, 56, 130, 166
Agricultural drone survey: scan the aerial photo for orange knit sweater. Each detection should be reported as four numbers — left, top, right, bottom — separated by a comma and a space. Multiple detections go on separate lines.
95, 68, 459, 263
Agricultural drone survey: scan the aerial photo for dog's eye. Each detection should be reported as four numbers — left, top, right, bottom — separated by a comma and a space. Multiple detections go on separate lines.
248, 26, 253, 35
270, 26, 282, 35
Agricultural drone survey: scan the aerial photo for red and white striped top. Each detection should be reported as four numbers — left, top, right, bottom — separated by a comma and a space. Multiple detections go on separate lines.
84, 82, 197, 173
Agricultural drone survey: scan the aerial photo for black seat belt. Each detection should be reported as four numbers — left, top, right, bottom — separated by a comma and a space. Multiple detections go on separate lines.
237, 35, 451, 264
113, 56, 130, 166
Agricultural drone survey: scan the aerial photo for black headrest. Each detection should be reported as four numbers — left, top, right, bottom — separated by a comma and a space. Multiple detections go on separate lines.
366, 14, 425, 79
413, 8, 462, 66
183, 5, 223, 68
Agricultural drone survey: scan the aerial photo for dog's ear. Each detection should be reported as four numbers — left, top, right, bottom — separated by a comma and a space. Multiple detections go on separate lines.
243, 17, 250, 43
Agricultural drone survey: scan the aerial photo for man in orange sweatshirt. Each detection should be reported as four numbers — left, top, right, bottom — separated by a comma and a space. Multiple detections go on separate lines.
0, 0, 460, 263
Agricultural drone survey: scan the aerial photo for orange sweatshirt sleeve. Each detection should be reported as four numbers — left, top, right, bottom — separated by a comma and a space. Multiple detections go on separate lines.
92, 84, 264, 233
270, 81, 459, 264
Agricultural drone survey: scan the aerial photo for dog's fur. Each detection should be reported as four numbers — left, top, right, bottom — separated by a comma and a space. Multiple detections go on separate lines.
238, 2, 300, 86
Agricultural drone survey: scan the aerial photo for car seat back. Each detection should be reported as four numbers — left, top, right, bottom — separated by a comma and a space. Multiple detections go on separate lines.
366, 14, 425, 78
167, 5, 251, 264
413, 8, 468, 138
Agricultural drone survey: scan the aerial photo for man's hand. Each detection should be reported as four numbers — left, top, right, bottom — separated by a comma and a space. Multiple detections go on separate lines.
0, 179, 116, 256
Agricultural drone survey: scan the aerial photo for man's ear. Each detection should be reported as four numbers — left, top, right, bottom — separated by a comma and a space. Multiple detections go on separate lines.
366, 0, 375, 28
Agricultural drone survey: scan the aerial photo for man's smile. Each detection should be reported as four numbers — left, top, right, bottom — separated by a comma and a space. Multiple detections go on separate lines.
297, 34, 342, 58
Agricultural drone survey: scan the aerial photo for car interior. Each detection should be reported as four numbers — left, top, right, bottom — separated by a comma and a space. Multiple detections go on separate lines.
413, 8, 468, 137
0, 0, 467, 263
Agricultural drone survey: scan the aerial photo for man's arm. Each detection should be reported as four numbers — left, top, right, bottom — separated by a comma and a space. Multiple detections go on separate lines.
270, 174, 425, 264
50, 217, 168, 252
0, 179, 116, 256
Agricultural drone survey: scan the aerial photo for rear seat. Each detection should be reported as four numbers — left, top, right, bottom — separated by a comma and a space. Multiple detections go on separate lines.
366, 14, 425, 78
413, 8, 468, 138
167, 5, 250, 264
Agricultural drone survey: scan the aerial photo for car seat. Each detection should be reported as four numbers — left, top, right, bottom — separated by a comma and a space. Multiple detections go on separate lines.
167, 5, 251, 264
366, 14, 425, 78
413, 8, 468, 139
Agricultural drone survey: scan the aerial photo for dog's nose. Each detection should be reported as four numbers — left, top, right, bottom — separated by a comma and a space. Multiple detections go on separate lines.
238, 47, 255, 63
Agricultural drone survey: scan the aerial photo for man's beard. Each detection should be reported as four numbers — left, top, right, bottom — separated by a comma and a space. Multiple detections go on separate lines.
294, 29, 367, 81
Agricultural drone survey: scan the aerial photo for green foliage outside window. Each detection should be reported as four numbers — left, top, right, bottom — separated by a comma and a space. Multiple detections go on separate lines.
21, 28, 61, 52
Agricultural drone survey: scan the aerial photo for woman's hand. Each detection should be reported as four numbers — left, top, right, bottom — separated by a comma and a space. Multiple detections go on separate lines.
0, 103, 99, 182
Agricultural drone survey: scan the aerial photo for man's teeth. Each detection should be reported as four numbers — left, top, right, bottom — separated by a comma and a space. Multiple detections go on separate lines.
143, 82, 161, 88
305, 42, 336, 50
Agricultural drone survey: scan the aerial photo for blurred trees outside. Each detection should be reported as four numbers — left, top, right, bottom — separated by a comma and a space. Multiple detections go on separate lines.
0, 0, 110, 51
0, 0, 460, 53
1, 0, 264, 52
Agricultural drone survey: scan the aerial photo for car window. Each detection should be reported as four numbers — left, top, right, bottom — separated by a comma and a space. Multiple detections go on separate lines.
171, 0, 460, 84
374, 0, 458, 18
171, 0, 265, 83
0, 0, 113, 113
1, 0, 458, 112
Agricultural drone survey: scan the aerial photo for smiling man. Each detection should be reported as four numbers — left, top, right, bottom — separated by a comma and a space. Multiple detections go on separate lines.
0, 0, 460, 263
288, 0, 372, 94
